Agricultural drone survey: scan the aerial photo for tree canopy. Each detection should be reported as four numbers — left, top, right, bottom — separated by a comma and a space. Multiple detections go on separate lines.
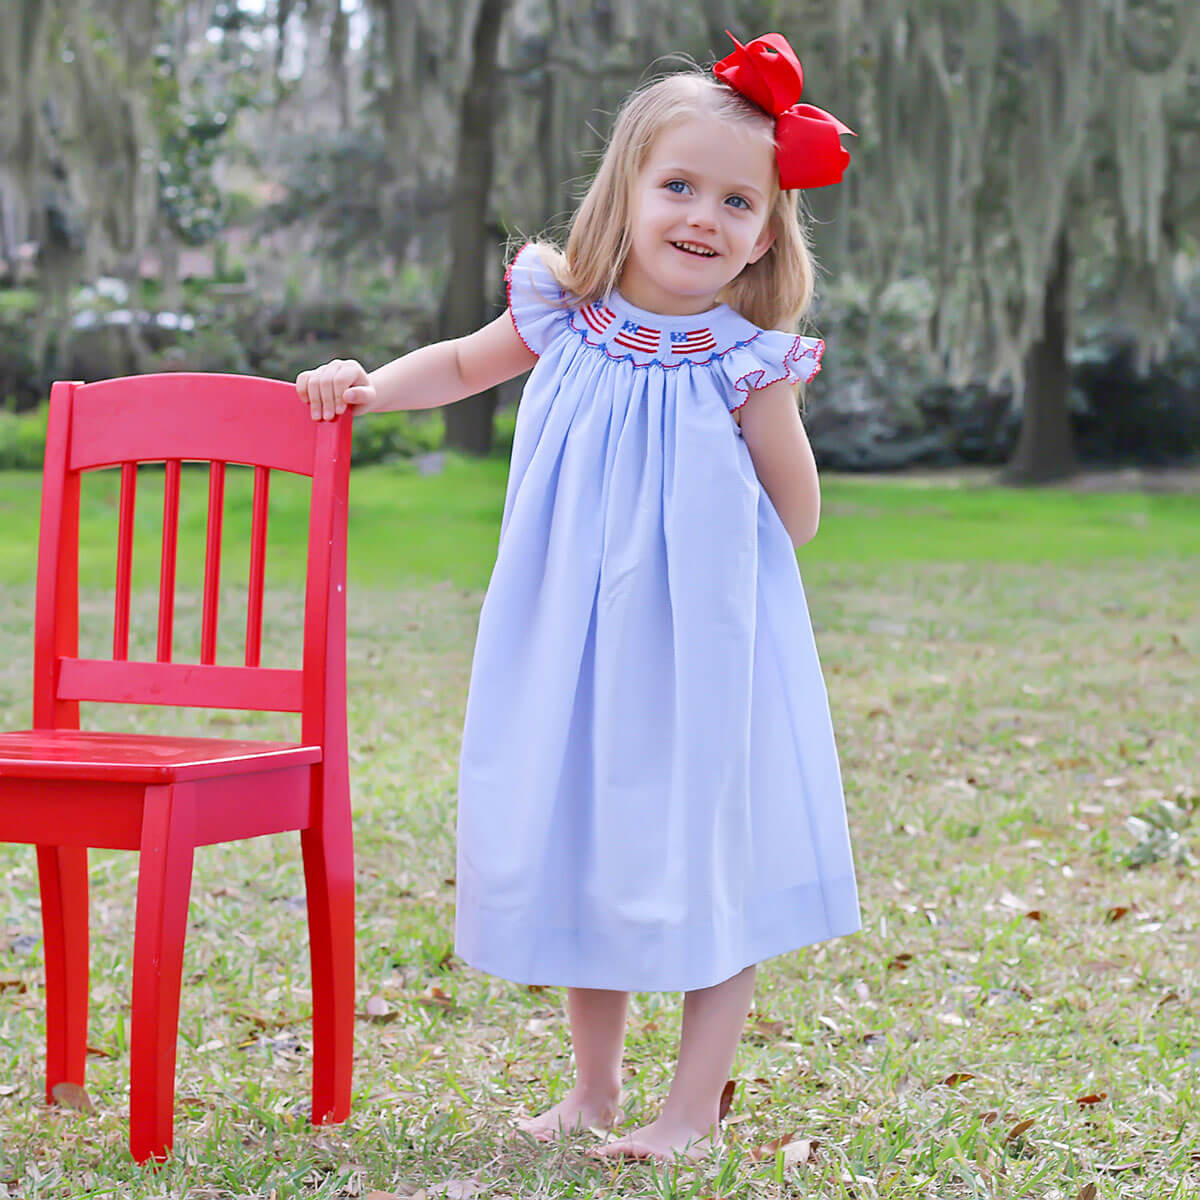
2, 0, 1197, 475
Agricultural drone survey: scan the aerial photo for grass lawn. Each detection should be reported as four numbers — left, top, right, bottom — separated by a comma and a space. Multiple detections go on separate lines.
0, 416, 1195, 595
0, 447, 1197, 1198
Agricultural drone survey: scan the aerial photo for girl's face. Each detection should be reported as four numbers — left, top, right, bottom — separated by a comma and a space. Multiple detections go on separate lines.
619, 116, 776, 316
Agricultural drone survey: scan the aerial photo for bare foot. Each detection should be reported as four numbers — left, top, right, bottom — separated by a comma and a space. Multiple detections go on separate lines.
588, 1116, 721, 1162
515, 1088, 624, 1143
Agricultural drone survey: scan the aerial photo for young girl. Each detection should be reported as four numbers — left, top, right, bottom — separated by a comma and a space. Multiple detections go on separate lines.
298, 32, 861, 1163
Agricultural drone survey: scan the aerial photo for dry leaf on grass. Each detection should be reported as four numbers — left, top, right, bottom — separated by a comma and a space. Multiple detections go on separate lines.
239, 1009, 304, 1030
426, 1180, 485, 1199
360, 995, 399, 1023
1004, 1118, 1036, 1142
412, 987, 462, 1015
748, 1017, 788, 1040
50, 1082, 95, 1114
0, 978, 27, 993
941, 1072, 975, 1087
717, 1079, 736, 1122
1077, 1184, 1098, 1200
1075, 1092, 1107, 1107
781, 1139, 819, 1166
749, 1130, 797, 1161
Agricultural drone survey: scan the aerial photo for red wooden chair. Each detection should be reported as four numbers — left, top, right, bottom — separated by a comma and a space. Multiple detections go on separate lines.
0, 373, 355, 1162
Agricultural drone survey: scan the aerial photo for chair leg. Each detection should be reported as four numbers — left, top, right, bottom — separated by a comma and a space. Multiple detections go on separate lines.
36, 844, 89, 1103
129, 785, 195, 1164
301, 765, 355, 1125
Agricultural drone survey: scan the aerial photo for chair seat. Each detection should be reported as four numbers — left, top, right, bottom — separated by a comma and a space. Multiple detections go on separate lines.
0, 730, 322, 784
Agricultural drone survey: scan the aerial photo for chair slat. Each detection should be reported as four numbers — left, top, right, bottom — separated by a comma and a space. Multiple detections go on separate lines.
113, 463, 137, 660
157, 461, 181, 663
201, 462, 225, 665
57, 658, 305, 712
246, 466, 270, 668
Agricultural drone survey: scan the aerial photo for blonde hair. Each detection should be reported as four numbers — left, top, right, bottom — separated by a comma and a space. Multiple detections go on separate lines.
526, 71, 817, 332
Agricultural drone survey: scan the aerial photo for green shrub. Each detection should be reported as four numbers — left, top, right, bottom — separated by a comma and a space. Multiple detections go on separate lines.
142, 326, 251, 375
0, 291, 44, 411
351, 408, 444, 465
0, 406, 48, 469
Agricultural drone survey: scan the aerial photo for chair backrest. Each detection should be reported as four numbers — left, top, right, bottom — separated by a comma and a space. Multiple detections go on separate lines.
33, 373, 353, 748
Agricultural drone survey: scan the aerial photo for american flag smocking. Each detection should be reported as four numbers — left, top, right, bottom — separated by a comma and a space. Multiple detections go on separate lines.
612, 320, 660, 353
581, 302, 616, 336
669, 328, 717, 354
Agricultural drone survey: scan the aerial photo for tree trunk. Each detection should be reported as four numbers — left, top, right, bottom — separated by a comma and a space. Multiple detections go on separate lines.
439, 0, 509, 457
1004, 224, 1078, 483
159, 230, 181, 311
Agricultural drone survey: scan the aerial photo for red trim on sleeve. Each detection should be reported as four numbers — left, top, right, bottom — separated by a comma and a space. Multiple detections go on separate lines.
729, 336, 825, 396
505, 242, 541, 358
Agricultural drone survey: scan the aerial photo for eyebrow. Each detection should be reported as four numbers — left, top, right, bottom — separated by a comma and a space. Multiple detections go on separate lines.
654, 165, 767, 202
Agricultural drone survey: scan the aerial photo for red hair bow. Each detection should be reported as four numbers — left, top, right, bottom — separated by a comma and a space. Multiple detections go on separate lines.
713, 30, 854, 190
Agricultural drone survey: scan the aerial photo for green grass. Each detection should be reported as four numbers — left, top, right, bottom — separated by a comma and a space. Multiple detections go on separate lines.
810, 476, 1199, 564
0, 455, 1198, 1197
0, 456, 1194, 599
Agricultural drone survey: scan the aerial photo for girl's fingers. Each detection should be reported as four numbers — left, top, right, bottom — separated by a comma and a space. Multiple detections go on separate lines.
299, 367, 327, 420
312, 374, 329, 420
319, 371, 339, 420
298, 360, 366, 420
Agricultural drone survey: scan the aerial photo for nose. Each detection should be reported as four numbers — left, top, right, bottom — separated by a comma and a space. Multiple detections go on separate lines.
686, 198, 720, 233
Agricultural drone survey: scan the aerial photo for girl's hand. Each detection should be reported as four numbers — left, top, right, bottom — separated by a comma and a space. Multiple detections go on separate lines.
296, 359, 376, 421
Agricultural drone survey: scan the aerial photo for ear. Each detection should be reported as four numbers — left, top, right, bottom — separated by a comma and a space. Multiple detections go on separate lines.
747, 220, 776, 265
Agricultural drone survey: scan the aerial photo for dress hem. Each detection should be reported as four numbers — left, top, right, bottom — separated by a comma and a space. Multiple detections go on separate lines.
453, 873, 861, 993
454, 920, 863, 993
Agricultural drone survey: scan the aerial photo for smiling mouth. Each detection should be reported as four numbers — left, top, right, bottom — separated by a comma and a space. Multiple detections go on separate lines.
672, 241, 718, 257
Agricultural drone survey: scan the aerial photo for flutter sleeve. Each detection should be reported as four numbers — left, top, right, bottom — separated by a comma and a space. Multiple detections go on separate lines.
505, 242, 569, 357
719, 332, 825, 412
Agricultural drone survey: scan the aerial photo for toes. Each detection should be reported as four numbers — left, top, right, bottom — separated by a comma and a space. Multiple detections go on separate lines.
516, 1114, 587, 1142
586, 1135, 716, 1163
514, 1120, 554, 1141
587, 1140, 657, 1162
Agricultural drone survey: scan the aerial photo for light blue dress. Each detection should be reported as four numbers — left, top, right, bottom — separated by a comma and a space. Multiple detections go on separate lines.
454, 243, 860, 992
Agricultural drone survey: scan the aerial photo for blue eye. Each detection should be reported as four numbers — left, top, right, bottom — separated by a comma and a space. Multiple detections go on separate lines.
726, 195, 751, 210
665, 180, 690, 194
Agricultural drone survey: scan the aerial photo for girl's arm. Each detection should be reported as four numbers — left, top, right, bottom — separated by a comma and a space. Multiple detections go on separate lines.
736, 378, 821, 549
298, 311, 538, 420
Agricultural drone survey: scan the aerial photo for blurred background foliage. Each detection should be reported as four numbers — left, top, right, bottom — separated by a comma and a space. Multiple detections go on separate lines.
0, 0, 1198, 478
